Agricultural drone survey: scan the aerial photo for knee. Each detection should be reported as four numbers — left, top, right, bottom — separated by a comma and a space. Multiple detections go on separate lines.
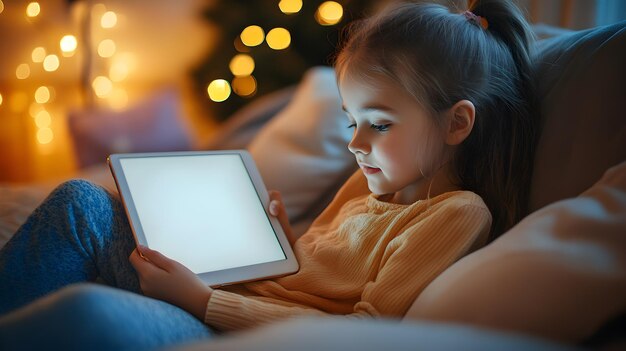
51, 179, 108, 202
53, 284, 121, 317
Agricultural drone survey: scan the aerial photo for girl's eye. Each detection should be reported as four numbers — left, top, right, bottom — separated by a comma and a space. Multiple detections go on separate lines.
347, 123, 356, 129
371, 123, 391, 132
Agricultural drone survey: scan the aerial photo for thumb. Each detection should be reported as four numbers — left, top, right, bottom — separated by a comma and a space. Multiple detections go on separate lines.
139, 246, 175, 271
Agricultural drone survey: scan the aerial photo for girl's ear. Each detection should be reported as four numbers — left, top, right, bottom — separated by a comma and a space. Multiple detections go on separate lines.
445, 100, 475, 145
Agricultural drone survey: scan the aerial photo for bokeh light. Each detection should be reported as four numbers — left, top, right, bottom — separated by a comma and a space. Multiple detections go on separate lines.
232, 76, 257, 97
97, 39, 116, 58
101, 11, 117, 28
240, 25, 264, 47
229, 54, 255, 77
207, 79, 231, 102
279, 0, 302, 14
0, 93, 3, 106
43, 54, 60, 71
316, 1, 343, 25
266, 28, 291, 50
37, 128, 53, 144
16, 63, 31, 79
35, 86, 50, 104
92, 76, 113, 97
35, 110, 51, 128
26, 2, 40, 17
108, 89, 129, 110
60, 35, 78, 54
32, 47, 46, 62
0, 1, 5, 15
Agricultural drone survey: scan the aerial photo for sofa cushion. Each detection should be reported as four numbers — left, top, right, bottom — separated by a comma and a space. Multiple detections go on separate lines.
529, 21, 626, 211
404, 161, 626, 344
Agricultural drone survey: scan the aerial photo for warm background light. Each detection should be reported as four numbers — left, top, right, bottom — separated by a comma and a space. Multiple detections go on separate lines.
107, 88, 129, 110
240, 25, 264, 47
316, 1, 343, 26
0, 93, 3, 106
229, 54, 255, 77
92, 76, 113, 97
60, 35, 78, 53
26, 2, 40, 18
101, 11, 118, 28
266, 27, 291, 50
279, 0, 303, 14
97, 39, 116, 58
207, 79, 231, 102
0, 1, 4, 15
35, 86, 51, 104
37, 128, 53, 144
29, 103, 44, 118
16, 64, 31, 80
35, 110, 51, 128
232, 76, 257, 97
31, 47, 46, 62
10, 92, 28, 113
43, 54, 60, 71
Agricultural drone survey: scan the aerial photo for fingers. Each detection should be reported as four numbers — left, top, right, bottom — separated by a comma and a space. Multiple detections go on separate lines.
268, 190, 283, 217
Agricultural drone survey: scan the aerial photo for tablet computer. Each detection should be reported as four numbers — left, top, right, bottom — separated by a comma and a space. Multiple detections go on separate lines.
107, 150, 299, 287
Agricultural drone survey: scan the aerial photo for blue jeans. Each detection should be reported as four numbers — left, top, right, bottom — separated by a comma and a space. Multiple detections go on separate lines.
0, 180, 213, 350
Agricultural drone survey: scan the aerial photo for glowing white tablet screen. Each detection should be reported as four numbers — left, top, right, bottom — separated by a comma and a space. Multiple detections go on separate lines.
119, 154, 286, 273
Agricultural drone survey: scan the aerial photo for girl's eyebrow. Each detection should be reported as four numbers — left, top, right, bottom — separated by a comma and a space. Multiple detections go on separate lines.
341, 103, 396, 114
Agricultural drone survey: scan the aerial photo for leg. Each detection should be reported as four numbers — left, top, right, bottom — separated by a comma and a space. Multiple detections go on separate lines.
0, 180, 140, 314
0, 283, 213, 351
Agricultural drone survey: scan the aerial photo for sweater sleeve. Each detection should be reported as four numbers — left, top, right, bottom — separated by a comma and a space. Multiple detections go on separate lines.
204, 202, 491, 331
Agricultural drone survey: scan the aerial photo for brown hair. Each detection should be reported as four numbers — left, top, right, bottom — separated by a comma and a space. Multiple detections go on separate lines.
335, 0, 539, 240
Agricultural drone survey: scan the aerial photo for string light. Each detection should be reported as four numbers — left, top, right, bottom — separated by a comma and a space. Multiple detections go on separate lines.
229, 54, 255, 77
43, 54, 60, 72
207, 79, 231, 102
26, 2, 40, 18
315, 1, 343, 26
32, 47, 46, 62
37, 128, 53, 144
266, 28, 291, 50
16, 63, 31, 80
35, 86, 50, 104
101, 11, 117, 28
232, 76, 257, 97
97, 39, 116, 58
92, 76, 113, 97
0, 1, 4, 15
279, 0, 303, 14
35, 110, 51, 128
60, 35, 78, 56
240, 25, 264, 47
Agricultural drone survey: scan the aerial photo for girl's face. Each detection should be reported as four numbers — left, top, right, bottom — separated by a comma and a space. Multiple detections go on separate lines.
339, 73, 444, 201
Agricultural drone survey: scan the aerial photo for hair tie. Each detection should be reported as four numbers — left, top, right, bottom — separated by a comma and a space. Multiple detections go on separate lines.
462, 10, 489, 30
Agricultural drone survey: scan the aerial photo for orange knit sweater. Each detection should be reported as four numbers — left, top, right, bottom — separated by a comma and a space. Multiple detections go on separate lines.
204, 172, 492, 331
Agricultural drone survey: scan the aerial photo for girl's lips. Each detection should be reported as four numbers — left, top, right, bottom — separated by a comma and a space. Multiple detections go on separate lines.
360, 164, 382, 175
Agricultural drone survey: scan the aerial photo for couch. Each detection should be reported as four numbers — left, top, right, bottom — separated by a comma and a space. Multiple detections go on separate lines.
0, 21, 624, 350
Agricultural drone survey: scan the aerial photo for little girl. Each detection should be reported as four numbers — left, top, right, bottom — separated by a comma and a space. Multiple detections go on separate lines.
0, 0, 537, 349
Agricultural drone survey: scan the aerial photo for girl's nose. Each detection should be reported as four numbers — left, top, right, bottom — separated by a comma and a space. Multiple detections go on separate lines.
347, 129, 370, 155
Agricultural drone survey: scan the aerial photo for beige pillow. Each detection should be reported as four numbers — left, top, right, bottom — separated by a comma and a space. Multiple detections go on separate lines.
248, 67, 356, 236
404, 161, 626, 344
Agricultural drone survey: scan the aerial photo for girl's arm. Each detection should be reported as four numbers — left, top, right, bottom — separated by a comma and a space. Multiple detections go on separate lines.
203, 202, 492, 332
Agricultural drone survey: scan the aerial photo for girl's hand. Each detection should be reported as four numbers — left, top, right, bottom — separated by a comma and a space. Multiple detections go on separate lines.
268, 190, 296, 247
129, 246, 213, 321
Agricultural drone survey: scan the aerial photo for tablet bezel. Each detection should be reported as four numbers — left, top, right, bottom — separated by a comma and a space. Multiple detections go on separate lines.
107, 150, 299, 287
